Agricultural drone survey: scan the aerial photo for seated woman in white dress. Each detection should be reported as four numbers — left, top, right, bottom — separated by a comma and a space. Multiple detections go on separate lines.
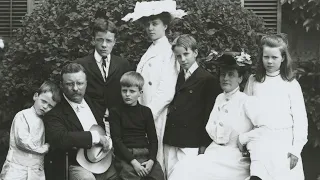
169, 52, 259, 180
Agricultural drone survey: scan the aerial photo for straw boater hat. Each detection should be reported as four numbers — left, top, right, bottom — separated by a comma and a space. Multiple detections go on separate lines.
76, 125, 113, 174
122, 0, 187, 22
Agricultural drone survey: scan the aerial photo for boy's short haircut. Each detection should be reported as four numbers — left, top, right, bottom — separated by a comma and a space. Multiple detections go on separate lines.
120, 71, 144, 91
171, 34, 198, 52
37, 81, 61, 103
92, 18, 117, 37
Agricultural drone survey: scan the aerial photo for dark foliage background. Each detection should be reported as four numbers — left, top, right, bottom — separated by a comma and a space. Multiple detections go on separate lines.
281, 0, 320, 32
0, 0, 267, 118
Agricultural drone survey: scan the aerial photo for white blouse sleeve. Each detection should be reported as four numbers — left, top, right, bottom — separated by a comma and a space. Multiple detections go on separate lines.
244, 74, 255, 96
239, 96, 264, 145
13, 113, 48, 154
148, 53, 179, 120
288, 80, 308, 157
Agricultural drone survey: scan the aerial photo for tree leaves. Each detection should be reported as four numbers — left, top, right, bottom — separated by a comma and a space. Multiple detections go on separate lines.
0, 0, 267, 133
282, 0, 320, 31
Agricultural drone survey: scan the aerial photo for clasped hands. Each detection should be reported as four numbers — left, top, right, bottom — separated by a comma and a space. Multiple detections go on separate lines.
131, 159, 154, 177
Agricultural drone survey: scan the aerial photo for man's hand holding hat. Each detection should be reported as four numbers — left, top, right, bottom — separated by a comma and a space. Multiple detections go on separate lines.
77, 124, 113, 174
90, 124, 112, 152
99, 134, 111, 152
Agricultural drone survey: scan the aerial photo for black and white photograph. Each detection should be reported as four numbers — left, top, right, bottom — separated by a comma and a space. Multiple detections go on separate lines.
0, 0, 319, 180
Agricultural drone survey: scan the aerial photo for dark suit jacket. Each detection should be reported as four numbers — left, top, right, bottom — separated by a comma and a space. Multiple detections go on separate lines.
163, 67, 221, 148
44, 96, 104, 180
76, 53, 132, 116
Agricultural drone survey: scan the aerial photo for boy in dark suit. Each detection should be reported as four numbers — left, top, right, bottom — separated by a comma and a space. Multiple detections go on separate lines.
76, 11, 131, 118
163, 34, 220, 178
109, 71, 164, 180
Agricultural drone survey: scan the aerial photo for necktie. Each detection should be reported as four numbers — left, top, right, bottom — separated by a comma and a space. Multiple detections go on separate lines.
102, 56, 108, 81
178, 69, 185, 84
185, 70, 191, 80
76, 104, 84, 112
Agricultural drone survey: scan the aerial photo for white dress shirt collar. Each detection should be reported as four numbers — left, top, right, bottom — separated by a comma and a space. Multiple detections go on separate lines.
94, 50, 111, 63
184, 62, 198, 74
63, 94, 86, 111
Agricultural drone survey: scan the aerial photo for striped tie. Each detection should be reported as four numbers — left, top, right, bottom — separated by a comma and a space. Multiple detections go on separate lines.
102, 56, 108, 81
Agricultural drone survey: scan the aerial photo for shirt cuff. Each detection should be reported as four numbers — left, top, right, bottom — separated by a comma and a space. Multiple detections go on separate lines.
91, 131, 100, 145
238, 133, 249, 145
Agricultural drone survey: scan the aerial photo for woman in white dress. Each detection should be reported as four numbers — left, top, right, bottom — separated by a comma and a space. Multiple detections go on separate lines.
169, 52, 258, 180
122, 0, 186, 171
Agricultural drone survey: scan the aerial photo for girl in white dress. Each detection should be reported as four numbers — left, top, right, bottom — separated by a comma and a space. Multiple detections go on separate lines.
243, 34, 308, 180
169, 52, 260, 180
122, 0, 186, 171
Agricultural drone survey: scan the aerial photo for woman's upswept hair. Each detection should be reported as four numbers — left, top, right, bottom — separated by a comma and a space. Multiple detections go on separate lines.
255, 34, 295, 82
139, 12, 172, 27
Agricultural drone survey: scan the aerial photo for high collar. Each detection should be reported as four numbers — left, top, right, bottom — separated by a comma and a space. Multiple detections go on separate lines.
223, 86, 240, 100
152, 36, 168, 46
94, 50, 111, 63
266, 70, 280, 77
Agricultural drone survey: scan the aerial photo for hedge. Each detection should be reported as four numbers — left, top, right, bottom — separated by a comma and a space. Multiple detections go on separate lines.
0, 0, 267, 116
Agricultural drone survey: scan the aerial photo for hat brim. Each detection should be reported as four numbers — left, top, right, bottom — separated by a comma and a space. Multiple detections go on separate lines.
76, 148, 113, 174
212, 53, 239, 67
121, 1, 186, 22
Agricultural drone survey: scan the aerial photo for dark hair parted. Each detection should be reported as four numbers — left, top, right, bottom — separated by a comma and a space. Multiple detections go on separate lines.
60, 63, 86, 81
37, 81, 61, 103
139, 12, 172, 27
92, 18, 117, 37
219, 66, 246, 79
255, 34, 295, 82
120, 71, 144, 91
172, 34, 198, 52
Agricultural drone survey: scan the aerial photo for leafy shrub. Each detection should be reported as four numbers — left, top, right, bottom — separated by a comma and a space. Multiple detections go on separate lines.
282, 0, 320, 31
296, 58, 320, 147
0, 0, 267, 116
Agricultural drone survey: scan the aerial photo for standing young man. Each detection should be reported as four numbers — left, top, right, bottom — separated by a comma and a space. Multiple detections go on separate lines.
76, 11, 131, 117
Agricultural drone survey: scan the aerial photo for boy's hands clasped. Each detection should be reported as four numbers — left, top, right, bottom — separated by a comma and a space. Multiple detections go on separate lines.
131, 159, 154, 177
141, 159, 154, 173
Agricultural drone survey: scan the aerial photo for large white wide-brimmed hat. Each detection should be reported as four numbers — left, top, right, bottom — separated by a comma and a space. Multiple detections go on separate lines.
0, 38, 4, 49
76, 125, 113, 174
122, 0, 187, 22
